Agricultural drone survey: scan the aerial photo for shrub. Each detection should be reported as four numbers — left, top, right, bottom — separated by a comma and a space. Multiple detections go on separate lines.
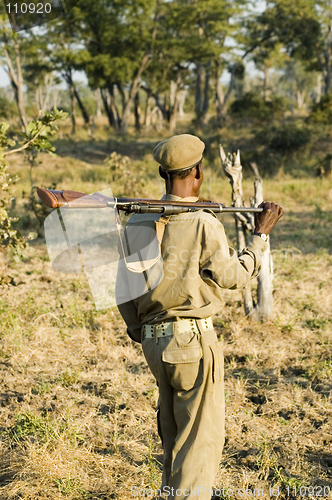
104, 151, 146, 197
0, 123, 26, 257
0, 109, 67, 285
0, 94, 17, 120
229, 92, 287, 121
310, 94, 332, 124
255, 123, 311, 155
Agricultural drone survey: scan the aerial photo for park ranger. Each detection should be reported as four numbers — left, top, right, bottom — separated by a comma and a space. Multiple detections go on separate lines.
116, 134, 283, 499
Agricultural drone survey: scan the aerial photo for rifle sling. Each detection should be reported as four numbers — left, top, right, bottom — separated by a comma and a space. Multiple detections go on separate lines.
155, 215, 171, 245
116, 213, 170, 274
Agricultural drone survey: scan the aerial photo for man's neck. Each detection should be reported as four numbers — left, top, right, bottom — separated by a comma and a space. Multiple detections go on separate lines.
167, 186, 199, 198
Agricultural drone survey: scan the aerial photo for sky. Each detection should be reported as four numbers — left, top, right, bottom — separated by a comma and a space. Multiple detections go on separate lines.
0, 0, 267, 89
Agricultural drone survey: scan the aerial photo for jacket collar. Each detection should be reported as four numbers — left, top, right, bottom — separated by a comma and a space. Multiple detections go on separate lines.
161, 194, 199, 202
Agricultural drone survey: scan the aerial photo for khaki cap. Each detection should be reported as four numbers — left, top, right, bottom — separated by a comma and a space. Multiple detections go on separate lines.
153, 134, 205, 173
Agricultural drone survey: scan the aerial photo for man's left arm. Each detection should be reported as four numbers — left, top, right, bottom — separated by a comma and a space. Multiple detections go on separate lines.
200, 201, 283, 290
200, 222, 268, 290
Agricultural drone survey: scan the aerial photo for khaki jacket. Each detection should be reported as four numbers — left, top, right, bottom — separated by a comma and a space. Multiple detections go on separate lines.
116, 194, 267, 341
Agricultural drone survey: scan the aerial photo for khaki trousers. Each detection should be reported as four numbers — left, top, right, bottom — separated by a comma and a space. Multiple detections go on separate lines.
142, 320, 225, 500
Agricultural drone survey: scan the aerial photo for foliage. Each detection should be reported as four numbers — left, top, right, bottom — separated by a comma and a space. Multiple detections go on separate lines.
309, 94, 332, 123
0, 92, 17, 119
19, 107, 67, 155
255, 122, 311, 155
0, 109, 67, 283
0, 123, 26, 259
229, 92, 287, 121
104, 151, 146, 197
244, 0, 320, 63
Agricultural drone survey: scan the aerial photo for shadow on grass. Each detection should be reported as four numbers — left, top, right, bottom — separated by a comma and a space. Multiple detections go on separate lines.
226, 367, 332, 397
52, 138, 159, 165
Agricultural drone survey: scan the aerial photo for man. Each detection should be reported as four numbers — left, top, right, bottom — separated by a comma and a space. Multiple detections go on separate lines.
116, 134, 283, 499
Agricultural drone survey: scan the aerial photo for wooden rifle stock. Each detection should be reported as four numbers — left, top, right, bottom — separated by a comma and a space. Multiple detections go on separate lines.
37, 188, 263, 215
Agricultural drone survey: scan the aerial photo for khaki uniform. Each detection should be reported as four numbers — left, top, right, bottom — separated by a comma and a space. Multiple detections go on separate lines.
116, 194, 267, 499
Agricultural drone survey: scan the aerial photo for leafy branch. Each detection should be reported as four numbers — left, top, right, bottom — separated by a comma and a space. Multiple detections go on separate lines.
0, 108, 67, 286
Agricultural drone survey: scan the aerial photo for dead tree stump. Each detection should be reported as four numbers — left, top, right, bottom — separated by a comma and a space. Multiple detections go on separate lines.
250, 162, 274, 321
219, 147, 274, 321
220, 146, 254, 316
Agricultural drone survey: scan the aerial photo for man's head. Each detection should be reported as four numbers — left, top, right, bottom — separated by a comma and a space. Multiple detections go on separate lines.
153, 134, 205, 198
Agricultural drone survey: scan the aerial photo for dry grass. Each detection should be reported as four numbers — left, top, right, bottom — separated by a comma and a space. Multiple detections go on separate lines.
1, 126, 332, 499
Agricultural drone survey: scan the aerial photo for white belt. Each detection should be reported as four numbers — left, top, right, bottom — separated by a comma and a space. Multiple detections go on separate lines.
142, 317, 213, 340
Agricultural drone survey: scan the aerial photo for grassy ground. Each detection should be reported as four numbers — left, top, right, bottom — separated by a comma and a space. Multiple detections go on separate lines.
1, 120, 332, 499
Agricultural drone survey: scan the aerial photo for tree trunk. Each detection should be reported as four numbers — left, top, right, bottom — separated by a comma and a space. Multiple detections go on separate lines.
251, 162, 273, 322
35, 86, 42, 111
144, 89, 154, 128
170, 80, 177, 107
95, 88, 102, 118
151, 106, 163, 131
215, 60, 225, 127
73, 87, 90, 125
108, 84, 120, 130
43, 73, 53, 111
164, 90, 170, 121
296, 90, 306, 109
316, 74, 322, 103
52, 89, 60, 109
14, 40, 27, 130
120, 53, 151, 133
116, 83, 126, 116
326, 22, 332, 94
223, 66, 237, 109
264, 67, 270, 102
178, 90, 187, 117
134, 92, 141, 132
169, 74, 181, 133
202, 61, 211, 122
64, 70, 90, 126
101, 88, 116, 128
4, 44, 27, 130
220, 146, 254, 316
69, 81, 76, 134
195, 63, 202, 120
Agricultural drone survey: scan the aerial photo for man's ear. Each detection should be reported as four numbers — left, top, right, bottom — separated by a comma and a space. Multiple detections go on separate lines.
195, 164, 202, 179
159, 166, 167, 180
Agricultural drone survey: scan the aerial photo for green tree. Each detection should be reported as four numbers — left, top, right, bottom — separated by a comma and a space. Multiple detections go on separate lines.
243, 0, 327, 99
279, 60, 318, 110
0, 6, 28, 129
79, 0, 159, 133
21, 31, 56, 113
46, 10, 91, 133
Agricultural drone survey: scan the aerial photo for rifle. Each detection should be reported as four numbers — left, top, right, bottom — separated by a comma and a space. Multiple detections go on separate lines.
37, 188, 263, 215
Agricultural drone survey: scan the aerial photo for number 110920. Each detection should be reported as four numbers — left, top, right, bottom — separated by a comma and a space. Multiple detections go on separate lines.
6, 3, 52, 14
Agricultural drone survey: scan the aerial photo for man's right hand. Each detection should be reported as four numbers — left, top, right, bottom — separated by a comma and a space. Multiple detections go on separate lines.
254, 201, 283, 235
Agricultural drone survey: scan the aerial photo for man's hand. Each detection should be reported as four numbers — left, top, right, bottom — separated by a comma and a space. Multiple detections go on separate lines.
254, 201, 283, 235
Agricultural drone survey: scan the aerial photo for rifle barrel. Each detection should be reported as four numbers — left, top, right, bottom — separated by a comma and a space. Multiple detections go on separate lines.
37, 188, 263, 214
